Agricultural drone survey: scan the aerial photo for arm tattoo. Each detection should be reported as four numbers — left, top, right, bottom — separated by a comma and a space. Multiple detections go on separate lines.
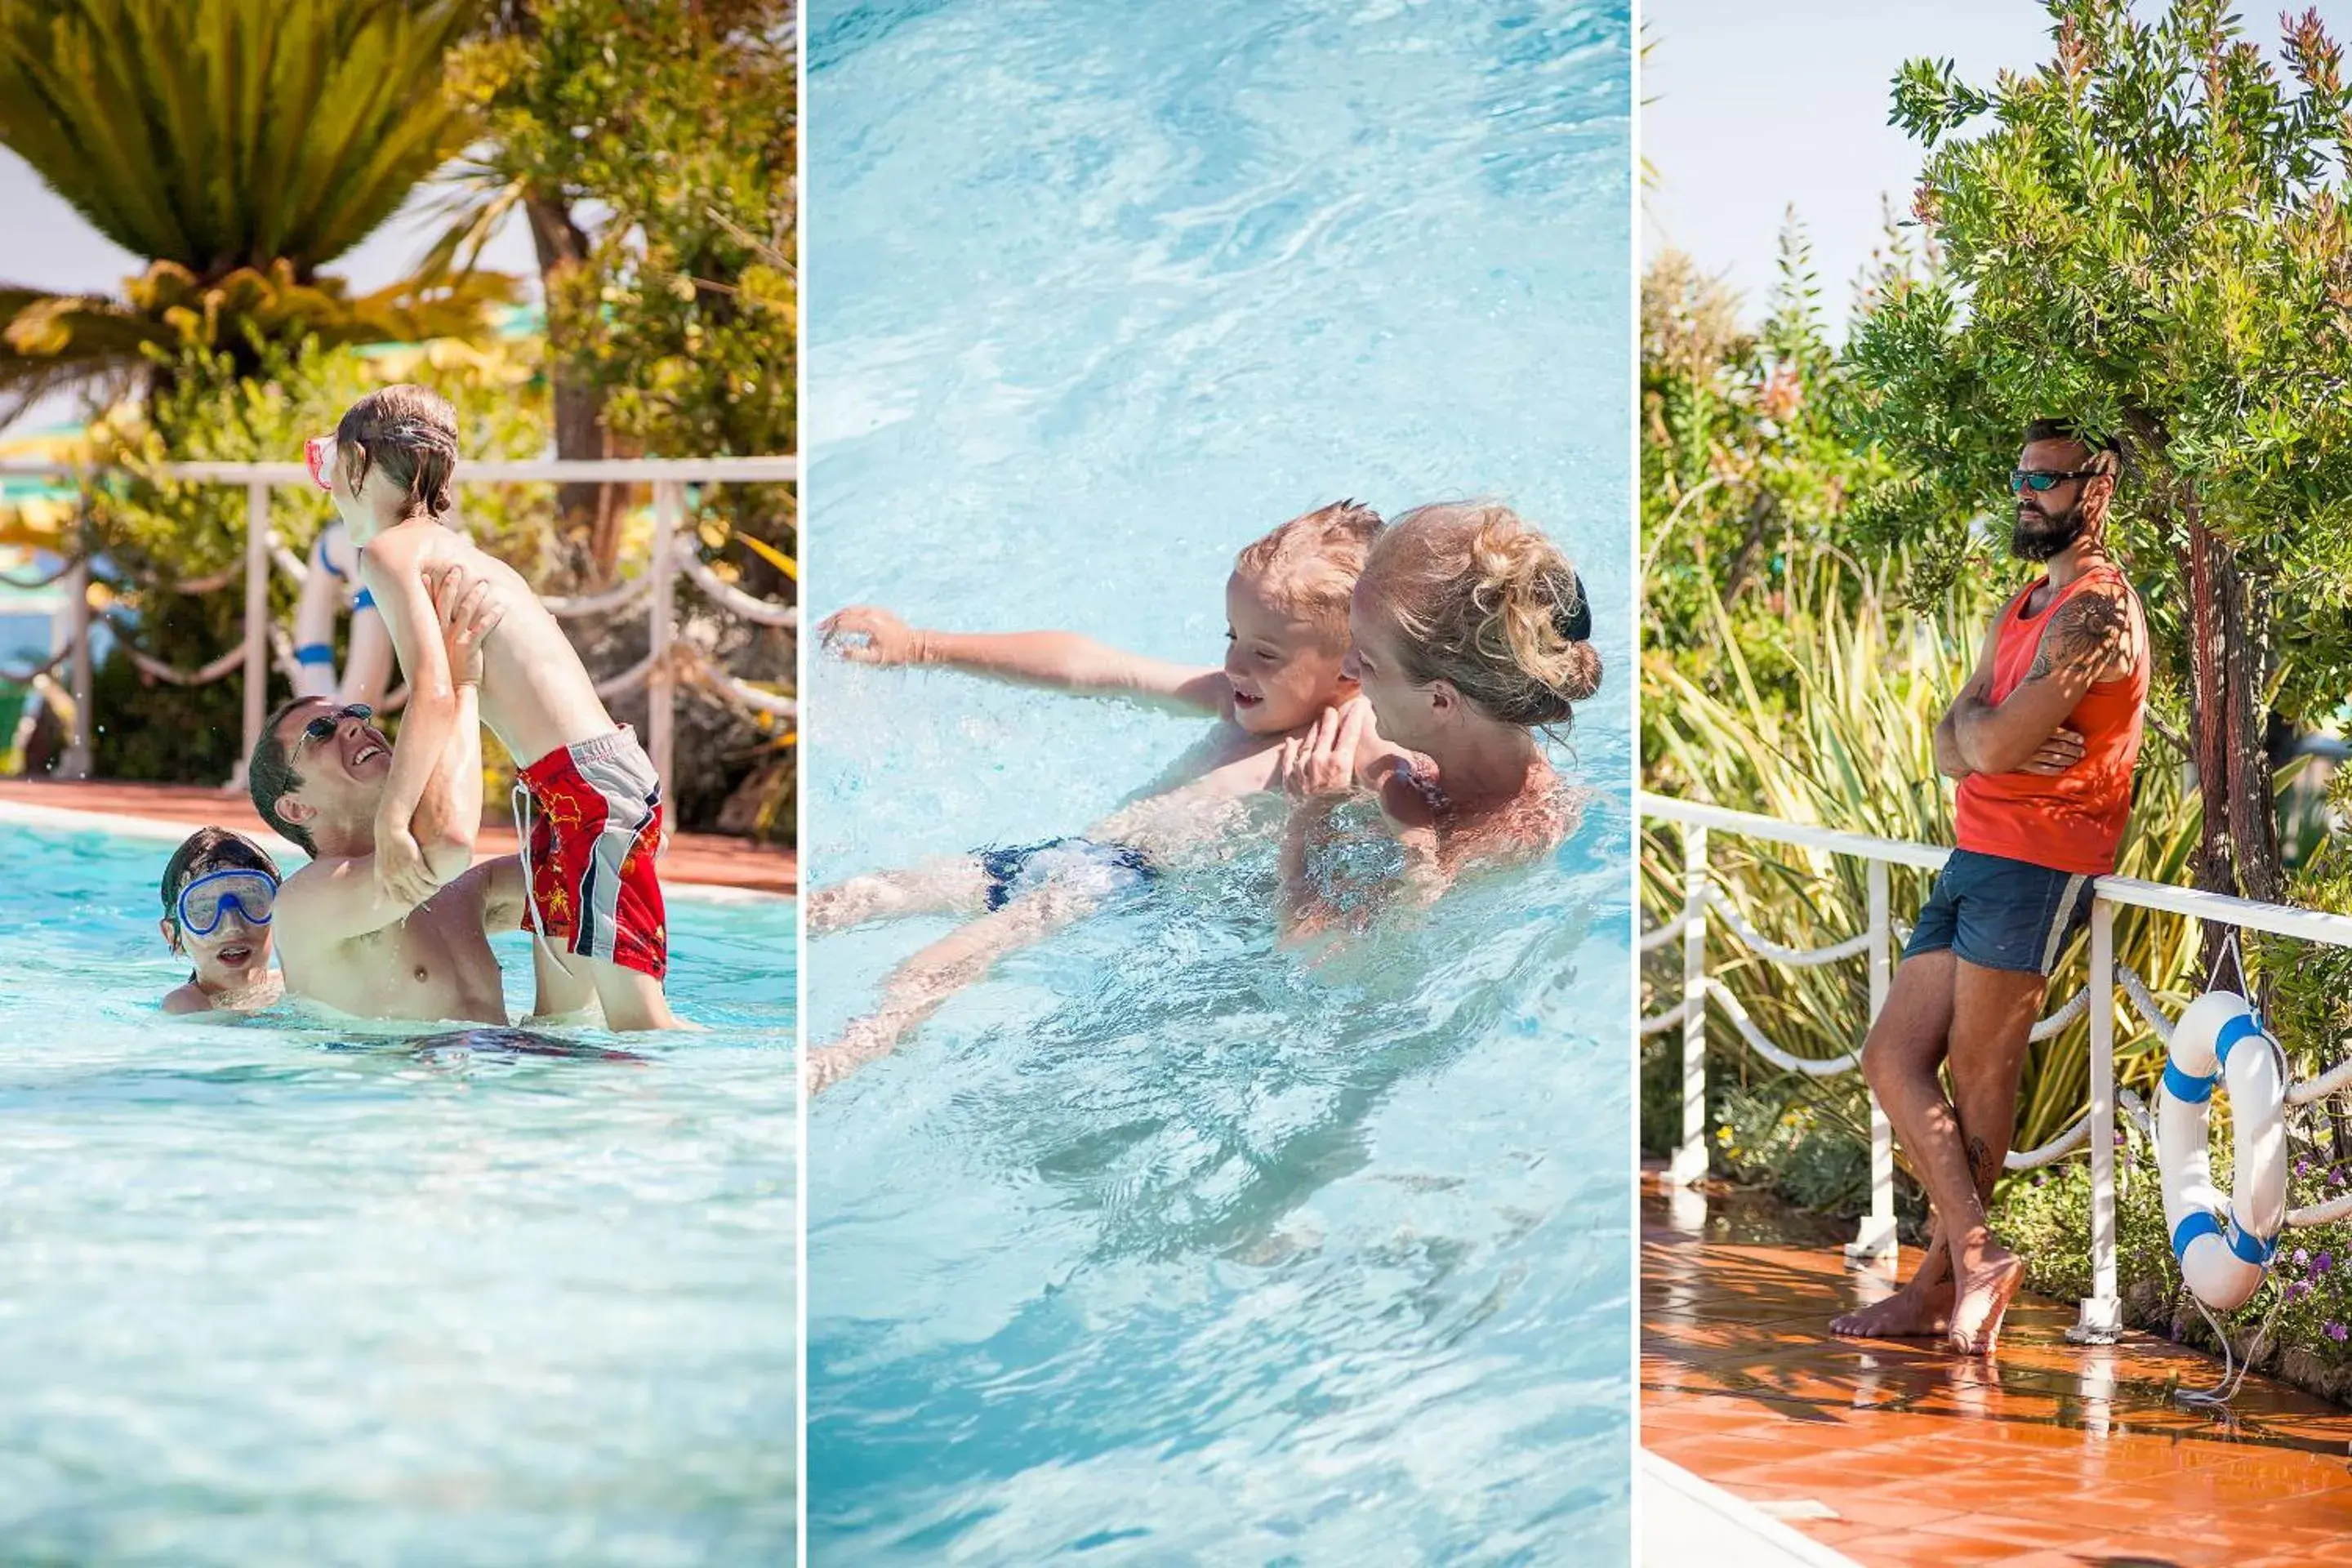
2026, 590, 2132, 684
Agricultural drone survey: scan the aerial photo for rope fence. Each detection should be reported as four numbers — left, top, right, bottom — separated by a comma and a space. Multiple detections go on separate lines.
1640, 791, 2352, 1343
0, 457, 796, 795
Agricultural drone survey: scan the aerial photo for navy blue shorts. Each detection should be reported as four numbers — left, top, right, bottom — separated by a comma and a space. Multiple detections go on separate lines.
1903, 848, 2096, 976
978, 837, 1156, 912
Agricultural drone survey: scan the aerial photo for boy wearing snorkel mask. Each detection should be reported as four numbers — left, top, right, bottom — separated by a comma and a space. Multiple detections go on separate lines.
158, 828, 285, 1015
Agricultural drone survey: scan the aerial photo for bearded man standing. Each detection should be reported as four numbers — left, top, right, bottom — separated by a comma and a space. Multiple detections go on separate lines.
1830, 420, 2149, 1357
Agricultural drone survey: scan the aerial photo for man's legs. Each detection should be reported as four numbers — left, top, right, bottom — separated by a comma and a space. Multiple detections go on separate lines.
1939, 958, 2047, 1353
1833, 951, 1957, 1338
1856, 944, 2045, 1354
1833, 951, 2050, 1340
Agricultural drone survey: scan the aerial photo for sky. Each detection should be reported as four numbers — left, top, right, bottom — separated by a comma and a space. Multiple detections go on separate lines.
1642, 0, 2352, 334
0, 148, 537, 434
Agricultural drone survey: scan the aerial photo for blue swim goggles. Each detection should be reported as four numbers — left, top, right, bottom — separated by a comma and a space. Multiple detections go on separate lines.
176, 868, 278, 936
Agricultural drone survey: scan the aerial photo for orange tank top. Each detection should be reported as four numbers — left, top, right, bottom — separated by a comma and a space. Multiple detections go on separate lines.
1953, 564, 2149, 876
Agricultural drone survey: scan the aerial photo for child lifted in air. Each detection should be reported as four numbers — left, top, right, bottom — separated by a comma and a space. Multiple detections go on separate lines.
306, 385, 680, 1031
1273, 501, 1600, 935
158, 827, 285, 1015
808, 500, 1388, 1089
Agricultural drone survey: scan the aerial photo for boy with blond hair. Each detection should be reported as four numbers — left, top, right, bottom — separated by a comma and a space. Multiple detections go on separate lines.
808, 499, 1388, 1087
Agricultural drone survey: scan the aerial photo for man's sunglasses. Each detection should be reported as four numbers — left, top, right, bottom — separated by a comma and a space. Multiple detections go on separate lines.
2011, 468, 2100, 494
304, 434, 339, 493
297, 703, 372, 751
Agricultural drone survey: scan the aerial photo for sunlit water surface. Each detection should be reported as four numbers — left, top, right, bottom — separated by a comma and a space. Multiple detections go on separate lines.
808, 0, 1633, 1560
0, 819, 794, 1564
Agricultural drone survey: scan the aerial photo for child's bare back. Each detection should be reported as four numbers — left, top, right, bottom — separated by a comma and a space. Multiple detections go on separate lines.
363, 523, 613, 769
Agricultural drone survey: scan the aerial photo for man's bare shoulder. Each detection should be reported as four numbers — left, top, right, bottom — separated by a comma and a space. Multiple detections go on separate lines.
2032, 578, 2138, 684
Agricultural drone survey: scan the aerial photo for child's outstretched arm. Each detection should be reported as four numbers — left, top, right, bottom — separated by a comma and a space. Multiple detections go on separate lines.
368, 545, 483, 905
821, 605, 1226, 714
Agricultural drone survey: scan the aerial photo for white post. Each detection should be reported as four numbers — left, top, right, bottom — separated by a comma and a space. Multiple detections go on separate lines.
56, 555, 93, 779
647, 479, 679, 805
2070, 897, 2123, 1343
233, 481, 270, 791
1846, 858, 1899, 1268
1667, 825, 1710, 1185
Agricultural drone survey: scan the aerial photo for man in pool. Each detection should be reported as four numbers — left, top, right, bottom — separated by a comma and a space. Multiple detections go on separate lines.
1830, 421, 2148, 1357
247, 565, 590, 1026
158, 827, 286, 1015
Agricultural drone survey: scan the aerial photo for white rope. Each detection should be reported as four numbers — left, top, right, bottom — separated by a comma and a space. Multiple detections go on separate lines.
595, 651, 656, 698
2287, 1191, 2352, 1228
688, 662, 797, 719
268, 625, 303, 683
545, 575, 653, 618
1705, 889, 1875, 965
270, 540, 310, 590
1639, 907, 1699, 953
120, 639, 247, 687
1710, 986, 1860, 1077
2287, 1055, 2352, 1108
2029, 986, 2090, 1042
674, 544, 797, 627
2118, 965, 2176, 1044
2005, 1113, 2091, 1170
1639, 999, 1690, 1036
2119, 1085, 2154, 1141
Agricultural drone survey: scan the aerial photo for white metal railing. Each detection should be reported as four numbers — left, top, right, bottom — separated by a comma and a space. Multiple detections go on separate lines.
0, 457, 797, 800
1639, 790, 2352, 1343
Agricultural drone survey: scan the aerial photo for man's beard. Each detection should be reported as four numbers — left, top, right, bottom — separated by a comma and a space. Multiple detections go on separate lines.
2011, 501, 2086, 562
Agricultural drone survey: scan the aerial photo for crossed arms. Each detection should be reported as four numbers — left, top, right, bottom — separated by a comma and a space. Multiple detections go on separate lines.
819, 605, 1230, 715
1936, 580, 2137, 782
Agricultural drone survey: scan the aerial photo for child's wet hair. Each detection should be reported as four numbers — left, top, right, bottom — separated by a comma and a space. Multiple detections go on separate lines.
160, 826, 281, 927
1232, 499, 1385, 645
335, 384, 461, 519
1361, 501, 1600, 727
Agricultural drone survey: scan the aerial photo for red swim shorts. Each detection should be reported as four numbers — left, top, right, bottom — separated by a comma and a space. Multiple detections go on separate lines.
514, 726, 668, 981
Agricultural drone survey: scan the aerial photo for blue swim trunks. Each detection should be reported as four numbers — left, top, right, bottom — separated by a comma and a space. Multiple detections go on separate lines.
977, 838, 1157, 912
1903, 848, 2096, 977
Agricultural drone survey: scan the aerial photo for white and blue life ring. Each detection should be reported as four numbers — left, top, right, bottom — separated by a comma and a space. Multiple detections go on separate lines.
2157, 990, 2289, 1312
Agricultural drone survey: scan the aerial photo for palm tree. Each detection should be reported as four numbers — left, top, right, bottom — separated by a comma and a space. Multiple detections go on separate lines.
0, 0, 511, 421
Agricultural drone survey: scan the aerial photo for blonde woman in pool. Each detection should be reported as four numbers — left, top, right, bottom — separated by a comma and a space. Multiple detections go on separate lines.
1276, 501, 1599, 937
807, 501, 1392, 1092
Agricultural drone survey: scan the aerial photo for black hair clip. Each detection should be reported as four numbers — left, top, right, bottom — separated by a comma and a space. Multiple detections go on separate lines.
1557, 572, 1592, 643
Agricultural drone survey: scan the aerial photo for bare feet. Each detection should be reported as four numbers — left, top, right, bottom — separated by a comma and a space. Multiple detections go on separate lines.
1830, 1280, 1954, 1339
1946, 1244, 2025, 1357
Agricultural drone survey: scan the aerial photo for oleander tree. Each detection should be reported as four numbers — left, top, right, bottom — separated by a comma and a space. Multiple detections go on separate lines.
1845, 0, 2352, 958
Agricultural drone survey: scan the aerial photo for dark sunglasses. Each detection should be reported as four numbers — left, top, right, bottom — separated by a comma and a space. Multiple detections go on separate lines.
2010, 468, 2100, 494
298, 703, 373, 750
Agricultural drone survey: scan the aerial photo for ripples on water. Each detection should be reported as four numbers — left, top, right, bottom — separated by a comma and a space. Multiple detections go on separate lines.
808, 0, 1633, 1558
0, 822, 795, 1562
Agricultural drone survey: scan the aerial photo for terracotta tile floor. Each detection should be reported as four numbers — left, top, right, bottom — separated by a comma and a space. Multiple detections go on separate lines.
1642, 1180, 2352, 1566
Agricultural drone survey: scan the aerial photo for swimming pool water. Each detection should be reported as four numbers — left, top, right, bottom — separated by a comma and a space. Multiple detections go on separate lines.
807, 0, 1633, 1559
0, 818, 795, 1563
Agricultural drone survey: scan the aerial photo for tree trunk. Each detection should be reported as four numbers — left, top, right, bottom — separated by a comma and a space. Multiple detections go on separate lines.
524, 192, 616, 580
2177, 477, 2281, 985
